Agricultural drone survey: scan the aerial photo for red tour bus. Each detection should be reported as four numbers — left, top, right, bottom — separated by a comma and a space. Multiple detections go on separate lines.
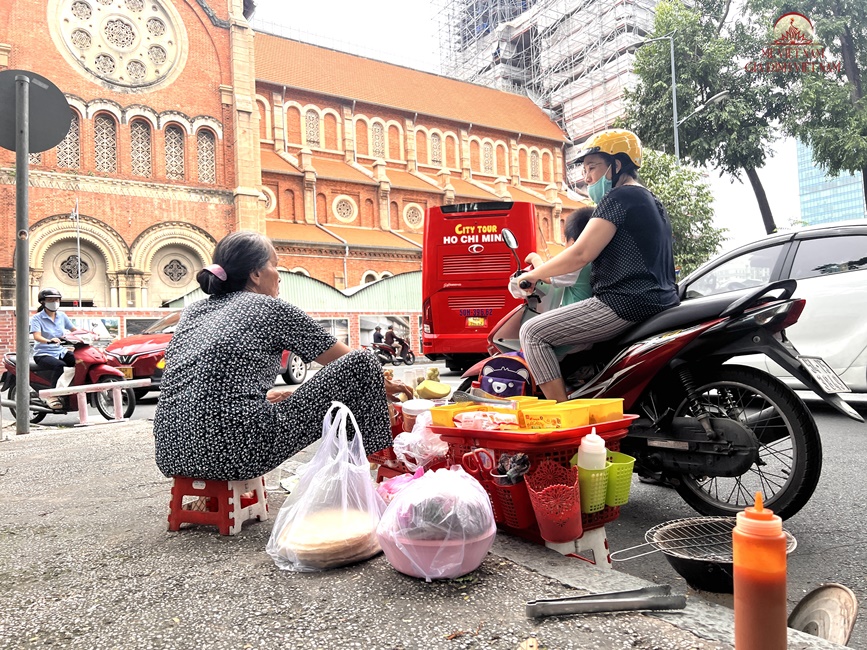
422, 201, 538, 371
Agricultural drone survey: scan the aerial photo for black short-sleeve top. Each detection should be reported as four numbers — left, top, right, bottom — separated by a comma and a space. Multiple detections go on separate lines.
153, 291, 336, 464
590, 184, 680, 322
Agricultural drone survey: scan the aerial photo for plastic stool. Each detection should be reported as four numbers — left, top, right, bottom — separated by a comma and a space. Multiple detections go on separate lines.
167, 476, 269, 536
545, 526, 611, 568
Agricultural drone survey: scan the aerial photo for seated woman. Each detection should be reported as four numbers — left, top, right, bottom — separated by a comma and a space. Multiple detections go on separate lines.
511, 129, 679, 402
153, 231, 411, 481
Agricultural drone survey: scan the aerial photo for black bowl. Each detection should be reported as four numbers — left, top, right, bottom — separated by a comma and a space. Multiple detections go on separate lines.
663, 553, 734, 594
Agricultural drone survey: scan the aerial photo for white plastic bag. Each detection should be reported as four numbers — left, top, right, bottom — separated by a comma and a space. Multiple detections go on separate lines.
392, 411, 448, 471
266, 402, 386, 571
376, 467, 496, 581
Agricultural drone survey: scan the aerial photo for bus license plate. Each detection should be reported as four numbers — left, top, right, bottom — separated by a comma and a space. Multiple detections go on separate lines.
798, 356, 851, 394
118, 365, 134, 380
466, 317, 486, 327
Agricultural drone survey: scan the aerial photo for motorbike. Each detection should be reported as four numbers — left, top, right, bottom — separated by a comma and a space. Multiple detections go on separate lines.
1, 330, 136, 424
367, 341, 416, 366
460, 228, 863, 520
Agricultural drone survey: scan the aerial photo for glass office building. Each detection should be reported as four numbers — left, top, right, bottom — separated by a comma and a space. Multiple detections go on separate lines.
797, 140, 866, 225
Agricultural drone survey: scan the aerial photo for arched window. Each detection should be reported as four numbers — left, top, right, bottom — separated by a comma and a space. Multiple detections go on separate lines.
362, 271, 378, 284
305, 110, 320, 147
483, 142, 494, 173
197, 130, 216, 184
130, 120, 152, 177
372, 122, 385, 158
56, 112, 81, 170
530, 150, 540, 180
94, 114, 117, 173
430, 133, 442, 166
165, 125, 185, 180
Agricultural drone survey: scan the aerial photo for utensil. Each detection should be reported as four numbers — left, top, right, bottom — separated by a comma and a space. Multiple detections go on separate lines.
452, 390, 518, 408
610, 516, 797, 594
788, 583, 859, 646
461, 448, 495, 481
526, 585, 686, 618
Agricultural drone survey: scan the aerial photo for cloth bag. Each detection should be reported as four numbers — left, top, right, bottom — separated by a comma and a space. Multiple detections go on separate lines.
266, 401, 386, 572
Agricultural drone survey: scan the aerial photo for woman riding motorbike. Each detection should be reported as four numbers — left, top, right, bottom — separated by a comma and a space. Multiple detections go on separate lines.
29, 287, 76, 409
511, 129, 679, 402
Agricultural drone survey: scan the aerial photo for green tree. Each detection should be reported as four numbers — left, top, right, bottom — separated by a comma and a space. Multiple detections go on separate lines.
640, 149, 726, 275
746, 0, 867, 211
622, 0, 783, 234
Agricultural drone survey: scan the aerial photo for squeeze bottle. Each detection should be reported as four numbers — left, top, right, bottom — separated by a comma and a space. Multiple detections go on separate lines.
576, 430, 607, 470
733, 492, 788, 650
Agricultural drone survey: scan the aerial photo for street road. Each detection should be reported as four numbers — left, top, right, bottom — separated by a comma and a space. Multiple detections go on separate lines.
7, 362, 866, 645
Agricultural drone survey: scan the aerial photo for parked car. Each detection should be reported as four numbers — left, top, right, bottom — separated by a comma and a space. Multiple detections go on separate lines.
677, 221, 867, 392
104, 311, 308, 398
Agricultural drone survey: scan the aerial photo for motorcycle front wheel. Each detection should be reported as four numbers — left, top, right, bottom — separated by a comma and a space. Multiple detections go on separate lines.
93, 377, 136, 420
6, 383, 47, 424
403, 350, 416, 366
644, 365, 822, 520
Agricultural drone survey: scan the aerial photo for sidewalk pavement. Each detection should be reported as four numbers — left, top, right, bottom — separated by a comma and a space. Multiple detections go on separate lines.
0, 420, 844, 650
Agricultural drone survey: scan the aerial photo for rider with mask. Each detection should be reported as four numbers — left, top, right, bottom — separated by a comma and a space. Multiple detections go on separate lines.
29, 288, 76, 409
510, 129, 679, 402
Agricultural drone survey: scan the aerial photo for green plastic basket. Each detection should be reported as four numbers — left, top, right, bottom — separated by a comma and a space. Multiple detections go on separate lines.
606, 451, 635, 507
578, 463, 610, 513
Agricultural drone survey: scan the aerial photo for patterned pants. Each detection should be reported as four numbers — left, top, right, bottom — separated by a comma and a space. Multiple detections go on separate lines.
519, 297, 634, 385
266, 349, 391, 472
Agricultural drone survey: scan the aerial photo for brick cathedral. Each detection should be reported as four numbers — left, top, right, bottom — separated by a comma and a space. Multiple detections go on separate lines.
0, 0, 579, 309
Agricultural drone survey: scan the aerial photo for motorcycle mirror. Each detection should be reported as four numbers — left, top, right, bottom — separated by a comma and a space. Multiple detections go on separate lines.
501, 228, 522, 270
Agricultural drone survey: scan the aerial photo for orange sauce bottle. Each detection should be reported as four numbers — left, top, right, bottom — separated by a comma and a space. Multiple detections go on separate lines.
733, 492, 788, 650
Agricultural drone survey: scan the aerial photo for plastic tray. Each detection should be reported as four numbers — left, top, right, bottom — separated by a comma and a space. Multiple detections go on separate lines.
431, 413, 638, 445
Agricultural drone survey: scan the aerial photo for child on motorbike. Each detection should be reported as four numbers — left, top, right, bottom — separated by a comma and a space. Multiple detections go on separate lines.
153, 231, 412, 483
29, 288, 76, 410
509, 129, 679, 402
524, 207, 594, 306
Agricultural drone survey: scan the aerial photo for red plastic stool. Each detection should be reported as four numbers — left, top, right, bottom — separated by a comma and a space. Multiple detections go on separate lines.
167, 476, 269, 536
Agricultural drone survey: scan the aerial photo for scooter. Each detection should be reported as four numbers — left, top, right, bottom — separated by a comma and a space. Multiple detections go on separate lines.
460, 228, 863, 520
1, 330, 136, 424
368, 341, 416, 366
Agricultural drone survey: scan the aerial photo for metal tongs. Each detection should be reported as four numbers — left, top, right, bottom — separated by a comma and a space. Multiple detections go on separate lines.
526, 585, 686, 618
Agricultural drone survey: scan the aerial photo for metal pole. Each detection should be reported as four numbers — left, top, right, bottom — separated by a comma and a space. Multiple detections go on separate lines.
75, 198, 82, 306
668, 35, 680, 162
14, 75, 31, 436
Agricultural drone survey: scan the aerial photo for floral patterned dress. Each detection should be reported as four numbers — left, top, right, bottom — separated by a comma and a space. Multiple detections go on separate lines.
154, 291, 390, 480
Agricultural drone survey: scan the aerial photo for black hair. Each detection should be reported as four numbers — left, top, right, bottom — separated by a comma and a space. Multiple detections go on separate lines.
196, 231, 274, 295
593, 153, 640, 190
564, 206, 594, 242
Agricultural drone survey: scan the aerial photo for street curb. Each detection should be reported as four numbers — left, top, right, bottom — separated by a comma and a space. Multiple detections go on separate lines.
492, 535, 845, 649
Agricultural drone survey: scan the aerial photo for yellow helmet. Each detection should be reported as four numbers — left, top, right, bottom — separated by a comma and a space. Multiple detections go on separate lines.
575, 129, 643, 168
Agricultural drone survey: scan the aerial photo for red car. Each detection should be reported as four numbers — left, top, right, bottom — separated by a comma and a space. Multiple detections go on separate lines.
104, 311, 308, 398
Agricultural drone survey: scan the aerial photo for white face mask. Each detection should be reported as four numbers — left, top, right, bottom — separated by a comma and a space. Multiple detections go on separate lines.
44, 301, 60, 312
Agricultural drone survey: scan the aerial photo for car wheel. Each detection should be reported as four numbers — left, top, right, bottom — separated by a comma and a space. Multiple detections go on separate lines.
282, 353, 308, 385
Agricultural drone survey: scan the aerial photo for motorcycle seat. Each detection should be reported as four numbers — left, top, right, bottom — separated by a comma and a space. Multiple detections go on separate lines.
615, 291, 750, 346
5, 354, 41, 372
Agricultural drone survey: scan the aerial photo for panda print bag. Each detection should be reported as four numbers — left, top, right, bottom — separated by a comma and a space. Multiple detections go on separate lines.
478, 352, 535, 398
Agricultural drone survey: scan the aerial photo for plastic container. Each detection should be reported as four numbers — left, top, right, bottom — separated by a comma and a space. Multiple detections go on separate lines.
605, 451, 635, 507
378, 525, 496, 580
525, 461, 582, 543
520, 401, 592, 430
574, 431, 608, 513
733, 493, 788, 650
565, 398, 624, 424
400, 399, 436, 432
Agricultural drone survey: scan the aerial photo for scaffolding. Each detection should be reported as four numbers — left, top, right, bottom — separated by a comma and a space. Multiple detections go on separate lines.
437, 0, 658, 185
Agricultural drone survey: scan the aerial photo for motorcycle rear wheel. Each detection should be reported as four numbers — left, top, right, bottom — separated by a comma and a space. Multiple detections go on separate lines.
93, 377, 136, 420
6, 383, 47, 424
645, 365, 821, 520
